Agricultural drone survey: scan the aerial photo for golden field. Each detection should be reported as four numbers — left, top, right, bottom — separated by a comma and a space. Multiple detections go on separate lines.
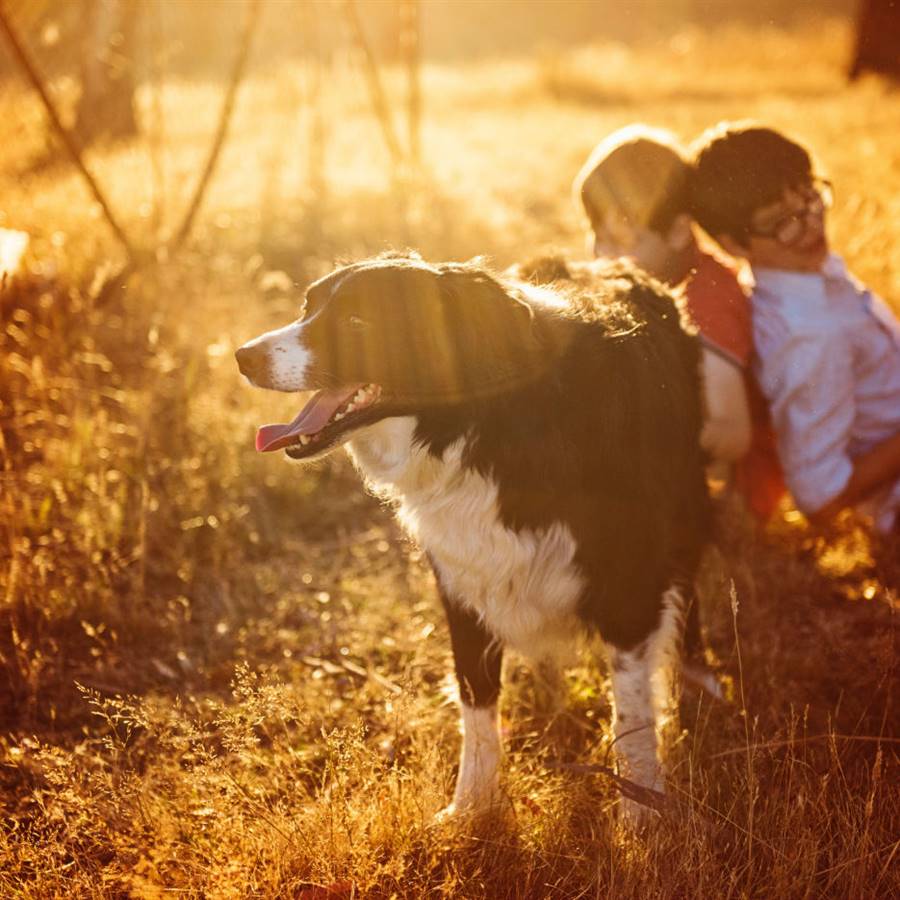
0, 13, 897, 898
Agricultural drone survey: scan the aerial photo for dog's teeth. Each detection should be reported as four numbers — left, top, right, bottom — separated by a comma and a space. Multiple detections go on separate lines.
299, 434, 311, 445
332, 385, 377, 426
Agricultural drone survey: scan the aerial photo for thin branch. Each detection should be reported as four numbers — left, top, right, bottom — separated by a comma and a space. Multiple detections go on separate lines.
707, 732, 900, 760
343, 0, 405, 168
546, 760, 669, 814
0, 1, 138, 264
549, 759, 791, 859
147, 0, 169, 238
400, 0, 421, 168
300, 654, 403, 696
168, 0, 264, 253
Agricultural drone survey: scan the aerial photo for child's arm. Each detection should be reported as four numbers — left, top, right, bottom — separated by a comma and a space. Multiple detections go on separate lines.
698, 347, 752, 462
755, 332, 856, 518
808, 429, 900, 525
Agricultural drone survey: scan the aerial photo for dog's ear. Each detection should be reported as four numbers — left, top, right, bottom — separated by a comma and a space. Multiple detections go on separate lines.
436, 264, 533, 328
432, 264, 548, 395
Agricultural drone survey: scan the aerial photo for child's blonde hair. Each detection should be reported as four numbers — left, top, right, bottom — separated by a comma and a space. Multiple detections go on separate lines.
573, 124, 690, 234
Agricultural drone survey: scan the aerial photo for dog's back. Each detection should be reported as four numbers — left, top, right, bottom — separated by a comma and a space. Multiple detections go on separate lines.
410, 264, 709, 648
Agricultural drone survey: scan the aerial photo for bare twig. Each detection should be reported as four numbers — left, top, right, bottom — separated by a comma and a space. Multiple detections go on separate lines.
299, 0, 328, 198
300, 655, 403, 695
546, 760, 669, 814
146, 0, 169, 238
343, 0, 405, 168
550, 759, 792, 859
400, 0, 421, 168
0, 2, 138, 264
168, 0, 264, 253
708, 732, 900, 759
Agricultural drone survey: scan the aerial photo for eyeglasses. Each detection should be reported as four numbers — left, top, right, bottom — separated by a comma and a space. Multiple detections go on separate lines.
746, 178, 833, 247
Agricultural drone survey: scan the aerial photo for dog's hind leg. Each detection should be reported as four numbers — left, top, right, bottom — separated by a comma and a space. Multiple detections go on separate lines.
607, 642, 661, 808
435, 578, 504, 820
605, 590, 681, 824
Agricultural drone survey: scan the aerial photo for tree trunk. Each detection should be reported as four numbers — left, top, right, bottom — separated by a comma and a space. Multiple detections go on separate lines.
849, 0, 900, 81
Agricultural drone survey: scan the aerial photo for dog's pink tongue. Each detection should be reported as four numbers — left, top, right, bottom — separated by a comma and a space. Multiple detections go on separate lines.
256, 385, 364, 452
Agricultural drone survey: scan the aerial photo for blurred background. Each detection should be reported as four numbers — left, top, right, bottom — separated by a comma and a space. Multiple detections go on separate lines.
0, 2, 898, 896
1, 0, 896, 278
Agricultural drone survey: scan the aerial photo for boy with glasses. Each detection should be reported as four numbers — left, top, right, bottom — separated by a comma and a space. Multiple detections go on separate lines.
691, 122, 900, 535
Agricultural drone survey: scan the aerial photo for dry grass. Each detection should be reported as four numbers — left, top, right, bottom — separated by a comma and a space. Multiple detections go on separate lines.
1, 16, 898, 899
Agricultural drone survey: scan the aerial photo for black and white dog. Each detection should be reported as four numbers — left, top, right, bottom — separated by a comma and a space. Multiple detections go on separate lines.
236, 255, 711, 822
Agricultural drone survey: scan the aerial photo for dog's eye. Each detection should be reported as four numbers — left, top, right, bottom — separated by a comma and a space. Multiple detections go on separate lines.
347, 315, 367, 329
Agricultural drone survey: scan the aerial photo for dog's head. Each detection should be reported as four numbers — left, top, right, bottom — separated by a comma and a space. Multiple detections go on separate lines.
236, 255, 546, 460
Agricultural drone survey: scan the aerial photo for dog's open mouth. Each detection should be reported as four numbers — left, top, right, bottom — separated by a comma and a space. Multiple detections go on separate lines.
256, 383, 382, 454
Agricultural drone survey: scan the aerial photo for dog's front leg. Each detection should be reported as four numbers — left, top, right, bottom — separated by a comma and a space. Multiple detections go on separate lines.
435, 577, 503, 820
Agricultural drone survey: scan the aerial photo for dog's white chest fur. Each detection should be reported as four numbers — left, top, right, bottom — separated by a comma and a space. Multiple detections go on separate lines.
347, 418, 585, 656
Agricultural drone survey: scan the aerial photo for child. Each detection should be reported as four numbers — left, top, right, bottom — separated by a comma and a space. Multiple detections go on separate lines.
573, 125, 785, 521
690, 122, 900, 535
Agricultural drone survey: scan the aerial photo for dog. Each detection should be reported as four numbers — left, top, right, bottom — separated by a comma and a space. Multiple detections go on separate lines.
236, 254, 711, 823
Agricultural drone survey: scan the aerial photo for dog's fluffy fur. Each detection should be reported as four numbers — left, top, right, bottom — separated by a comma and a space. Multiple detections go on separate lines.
237, 254, 710, 821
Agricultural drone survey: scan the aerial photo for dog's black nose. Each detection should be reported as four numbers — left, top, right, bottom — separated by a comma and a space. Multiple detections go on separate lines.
235, 344, 263, 381
235, 345, 251, 374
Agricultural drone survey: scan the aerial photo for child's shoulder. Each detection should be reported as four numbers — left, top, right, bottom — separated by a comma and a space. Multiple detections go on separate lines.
684, 249, 752, 365
687, 249, 747, 301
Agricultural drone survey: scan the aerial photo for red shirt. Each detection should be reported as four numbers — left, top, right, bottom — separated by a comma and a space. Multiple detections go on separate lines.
684, 251, 786, 521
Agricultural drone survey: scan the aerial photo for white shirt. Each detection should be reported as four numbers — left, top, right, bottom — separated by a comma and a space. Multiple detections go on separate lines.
752, 254, 900, 532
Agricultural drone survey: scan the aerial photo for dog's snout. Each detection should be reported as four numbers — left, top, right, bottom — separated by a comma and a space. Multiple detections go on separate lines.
235, 324, 310, 392
235, 344, 266, 382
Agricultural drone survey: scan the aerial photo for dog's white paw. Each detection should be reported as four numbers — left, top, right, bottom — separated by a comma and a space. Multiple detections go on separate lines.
618, 795, 663, 832
433, 802, 468, 826
434, 792, 511, 830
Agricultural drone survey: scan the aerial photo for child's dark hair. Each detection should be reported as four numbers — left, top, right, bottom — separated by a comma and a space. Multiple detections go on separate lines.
573, 125, 690, 235
690, 122, 816, 242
